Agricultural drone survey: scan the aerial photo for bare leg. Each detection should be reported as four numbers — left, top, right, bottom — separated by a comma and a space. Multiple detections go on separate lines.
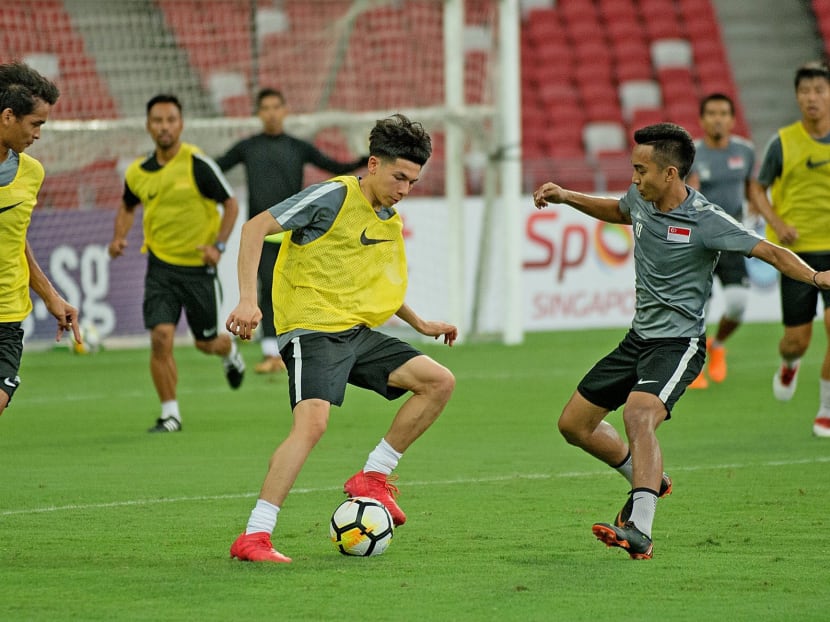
194, 333, 232, 357
150, 323, 177, 402
383, 355, 455, 453
558, 391, 628, 466
259, 398, 330, 506
622, 392, 668, 493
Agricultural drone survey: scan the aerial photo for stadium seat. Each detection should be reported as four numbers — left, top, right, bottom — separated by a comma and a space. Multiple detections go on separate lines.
22, 52, 59, 80
596, 0, 639, 21
657, 67, 697, 104
208, 71, 247, 113
596, 150, 634, 192
619, 79, 662, 122
583, 121, 627, 157
629, 107, 665, 131
651, 39, 693, 69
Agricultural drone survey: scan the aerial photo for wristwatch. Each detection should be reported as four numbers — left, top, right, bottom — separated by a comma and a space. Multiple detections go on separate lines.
214, 241, 226, 253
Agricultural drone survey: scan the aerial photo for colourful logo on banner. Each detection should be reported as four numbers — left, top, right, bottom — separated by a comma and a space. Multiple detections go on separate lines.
593, 222, 632, 268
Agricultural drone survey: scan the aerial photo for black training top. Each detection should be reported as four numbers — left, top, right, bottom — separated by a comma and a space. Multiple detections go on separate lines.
216, 132, 368, 217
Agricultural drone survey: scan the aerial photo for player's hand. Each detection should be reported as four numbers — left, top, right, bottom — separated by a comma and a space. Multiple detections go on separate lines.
419, 321, 458, 347
533, 182, 567, 209
772, 221, 798, 246
197, 244, 222, 267
225, 301, 262, 341
45, 296, 81, 343
108, 238, 128, 258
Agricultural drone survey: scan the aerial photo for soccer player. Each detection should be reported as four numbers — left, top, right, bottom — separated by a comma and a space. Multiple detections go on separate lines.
225, 114, 457, 563
533, 123, 830, 559
216, 88, 368, 375
0, 61, 81, 418
751, 61, 830, 437
108, 94, 244, 433
686, 93, 757, 388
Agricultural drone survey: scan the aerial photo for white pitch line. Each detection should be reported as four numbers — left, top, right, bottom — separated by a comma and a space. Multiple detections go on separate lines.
3, 455, 829, 517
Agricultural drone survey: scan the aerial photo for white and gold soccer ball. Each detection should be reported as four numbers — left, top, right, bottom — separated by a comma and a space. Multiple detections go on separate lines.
330, 496, 394, 557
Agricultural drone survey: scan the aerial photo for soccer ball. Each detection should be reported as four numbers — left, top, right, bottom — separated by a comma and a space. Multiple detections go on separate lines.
330, 496, 394, 557
72, 320, 101, 355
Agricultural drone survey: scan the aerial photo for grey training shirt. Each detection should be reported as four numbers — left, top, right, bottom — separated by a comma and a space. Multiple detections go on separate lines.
619, 185, 763, 338
689, 136, 755, 219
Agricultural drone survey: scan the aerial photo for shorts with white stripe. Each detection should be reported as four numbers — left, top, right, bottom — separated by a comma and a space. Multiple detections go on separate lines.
280, 326, 422, 409
576, 329, 705, 418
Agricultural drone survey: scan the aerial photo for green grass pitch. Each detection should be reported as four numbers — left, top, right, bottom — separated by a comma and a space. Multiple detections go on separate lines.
1, 323, 828, 621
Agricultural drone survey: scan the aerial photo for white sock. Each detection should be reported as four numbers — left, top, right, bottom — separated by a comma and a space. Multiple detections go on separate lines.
782, 356, 801, 369
223, 339, 238, 363
820, 379, 830, 411
161, 400, 180, 422
261, 338, 280, 359
245, 499, 280, 535
613, 452, 633, 485
364, 438, 403, 476
629, 489, 657, 537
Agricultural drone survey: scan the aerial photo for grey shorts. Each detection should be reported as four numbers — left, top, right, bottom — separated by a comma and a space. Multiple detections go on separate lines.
279, 326, 422, 409
577, 329, 706, 418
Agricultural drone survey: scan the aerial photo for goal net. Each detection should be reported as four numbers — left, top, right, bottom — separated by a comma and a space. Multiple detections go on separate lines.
14, 0, 522, 346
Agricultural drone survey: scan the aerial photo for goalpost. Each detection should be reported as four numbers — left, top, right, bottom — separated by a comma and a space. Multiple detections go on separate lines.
22, 0, 523, 345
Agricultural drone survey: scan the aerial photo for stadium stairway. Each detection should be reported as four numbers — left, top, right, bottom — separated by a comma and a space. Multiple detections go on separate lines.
63, 0, 215, 118
711, 0, 823, 147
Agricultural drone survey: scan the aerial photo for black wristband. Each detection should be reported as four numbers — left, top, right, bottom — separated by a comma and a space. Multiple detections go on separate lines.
813, 271, 820, 288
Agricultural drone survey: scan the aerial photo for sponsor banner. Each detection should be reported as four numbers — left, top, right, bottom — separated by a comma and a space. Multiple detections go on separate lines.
24, 195, 782, 343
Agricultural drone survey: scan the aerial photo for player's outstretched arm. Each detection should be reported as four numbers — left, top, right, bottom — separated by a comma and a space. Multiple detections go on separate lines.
25, 242, 82, 343
395, 303, 458, 346
533, 182, 629, 224
750, 239, 828, 288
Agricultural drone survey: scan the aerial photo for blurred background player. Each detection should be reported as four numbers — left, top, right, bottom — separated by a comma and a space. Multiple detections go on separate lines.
216, 88, 368, 374
225, 114, 457, 563
686, 93, 757, 388
108, 94, 244, 433
0, 61, 81, 417
751, 61, 830, 437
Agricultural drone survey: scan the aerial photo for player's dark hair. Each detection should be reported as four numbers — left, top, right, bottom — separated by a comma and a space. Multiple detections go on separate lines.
699, 92, 734, 117
369, 113, 432, 166
256, 87, 285, 108
0, 60, 60, 117
633, 122, 696, 178
794, 61, 830, 89
146, 93, 182, 115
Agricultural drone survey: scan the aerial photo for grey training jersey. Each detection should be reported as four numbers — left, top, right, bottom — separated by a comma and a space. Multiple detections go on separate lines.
690, 136, 755, 219
619, 185, 762, 338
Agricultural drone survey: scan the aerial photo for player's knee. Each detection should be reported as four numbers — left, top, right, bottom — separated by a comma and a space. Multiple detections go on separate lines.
430, 366, 456, 403
557, 410, 584, 446
722, 285, 748, 322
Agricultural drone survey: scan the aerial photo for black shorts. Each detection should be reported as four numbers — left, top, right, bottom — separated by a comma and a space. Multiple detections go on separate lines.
714, 250, 749, 287
279, 326, 422, 409
780, 252, 830, 326
143, 252, 221, 340
577, 329, 706, 417
0, 322, 24, 403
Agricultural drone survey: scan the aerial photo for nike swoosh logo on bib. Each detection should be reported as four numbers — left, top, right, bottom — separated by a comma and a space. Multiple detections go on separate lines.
806, 157, 830, 169
0, 201, 23, 214
360, 228, 394, 245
